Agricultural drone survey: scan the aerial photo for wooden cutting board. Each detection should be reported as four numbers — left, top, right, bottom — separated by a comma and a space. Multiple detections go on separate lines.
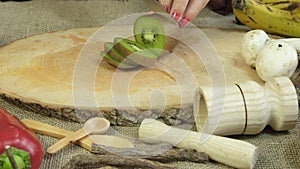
0, 27, 263, 125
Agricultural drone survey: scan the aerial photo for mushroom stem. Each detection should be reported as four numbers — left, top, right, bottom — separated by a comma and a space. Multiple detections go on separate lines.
281, 38, 300, 53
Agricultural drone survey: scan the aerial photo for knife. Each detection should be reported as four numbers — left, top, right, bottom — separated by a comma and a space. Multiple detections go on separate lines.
21, 119, 135, 151
143, 0, 168, 14
143, 0, 179, 26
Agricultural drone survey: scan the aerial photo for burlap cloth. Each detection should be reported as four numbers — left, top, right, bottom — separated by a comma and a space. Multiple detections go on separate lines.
0, 0, 300, 168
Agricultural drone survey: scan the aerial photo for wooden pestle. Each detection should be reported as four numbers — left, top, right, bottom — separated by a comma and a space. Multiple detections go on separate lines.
194, 76, 298, 136
139, 118, 258, 169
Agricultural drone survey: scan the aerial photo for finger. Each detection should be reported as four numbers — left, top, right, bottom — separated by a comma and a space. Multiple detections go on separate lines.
149, 10, 155, 14
169, 0, 190, 22
158, 0, 173, 13
179, 0, 209, 27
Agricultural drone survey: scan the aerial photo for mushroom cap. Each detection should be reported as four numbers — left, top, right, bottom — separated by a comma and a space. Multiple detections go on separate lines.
255, 39, 298, 81
241, 30, 269, 67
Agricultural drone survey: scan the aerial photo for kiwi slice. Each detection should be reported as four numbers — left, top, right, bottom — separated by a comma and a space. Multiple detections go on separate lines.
104, 42, 114, 51
113, 37, 158, 67
104, 42, 138, 66
134, 13, 179, 55
101, 51, 138, 70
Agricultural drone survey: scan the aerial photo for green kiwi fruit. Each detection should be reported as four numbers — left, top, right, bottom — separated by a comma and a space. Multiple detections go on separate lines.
104, 42, 138, 66
113, 37, 158, 67
134, 13, 179, 55
101, 51, 138, 70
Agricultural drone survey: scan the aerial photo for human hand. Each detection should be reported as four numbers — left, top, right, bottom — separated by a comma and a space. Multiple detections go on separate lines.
158, 0, 210, 27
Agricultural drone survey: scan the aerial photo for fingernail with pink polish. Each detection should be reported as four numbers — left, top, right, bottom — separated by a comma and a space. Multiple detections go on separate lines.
172, 11, 181, 22
163, 5, 170, 13
179, 17, 190, 27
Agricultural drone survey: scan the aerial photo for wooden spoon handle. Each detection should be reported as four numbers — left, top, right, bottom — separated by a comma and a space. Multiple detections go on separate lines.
139, 119, 257, 169
21, 118, 72, 137
47, 128, 87, 154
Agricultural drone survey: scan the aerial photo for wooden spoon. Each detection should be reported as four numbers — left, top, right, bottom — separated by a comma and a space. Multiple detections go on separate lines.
21, 119, 134, 150
47, 117, 110, 153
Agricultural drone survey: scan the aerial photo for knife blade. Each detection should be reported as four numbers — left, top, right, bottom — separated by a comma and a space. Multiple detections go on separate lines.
143, 0, 179, 26
143, 0, 167, 14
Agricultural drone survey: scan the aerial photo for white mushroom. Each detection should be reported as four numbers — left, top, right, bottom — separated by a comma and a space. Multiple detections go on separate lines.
242, 30, 300, 68
255, 39, 298, 81
241, 30, 269, 68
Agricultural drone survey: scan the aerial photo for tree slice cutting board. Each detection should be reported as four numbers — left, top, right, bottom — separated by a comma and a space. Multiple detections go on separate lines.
0, 27, 263, 125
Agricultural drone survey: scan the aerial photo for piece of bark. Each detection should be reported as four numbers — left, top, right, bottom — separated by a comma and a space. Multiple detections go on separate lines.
91, 143, 209, 163
62, 154, 177, 169
97, 167, 119, 169
1, 94, 194, 127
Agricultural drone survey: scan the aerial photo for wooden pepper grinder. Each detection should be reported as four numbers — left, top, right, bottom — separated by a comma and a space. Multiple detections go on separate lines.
194, 76, 298, 136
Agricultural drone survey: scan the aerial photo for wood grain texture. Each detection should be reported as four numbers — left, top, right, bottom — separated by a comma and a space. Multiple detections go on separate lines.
0, 27, 263, 124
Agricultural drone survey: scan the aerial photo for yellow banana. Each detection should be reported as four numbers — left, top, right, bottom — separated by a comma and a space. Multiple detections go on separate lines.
258, 0, 300, 14
233, 0, 300, 37
233, 0, 276, 34
233, 3, 268, 30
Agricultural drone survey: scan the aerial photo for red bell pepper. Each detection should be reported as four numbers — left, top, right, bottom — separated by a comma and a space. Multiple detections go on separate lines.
0, 107, 44, 169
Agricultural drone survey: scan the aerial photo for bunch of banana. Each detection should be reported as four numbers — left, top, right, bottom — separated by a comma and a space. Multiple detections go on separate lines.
233, 0, 300, 37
